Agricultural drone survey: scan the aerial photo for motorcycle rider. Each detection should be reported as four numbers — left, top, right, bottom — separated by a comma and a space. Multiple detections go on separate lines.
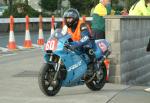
63, 8, 95, 63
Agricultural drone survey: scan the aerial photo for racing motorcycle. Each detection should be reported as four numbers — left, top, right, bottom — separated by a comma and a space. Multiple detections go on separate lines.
38, 29, 111, 96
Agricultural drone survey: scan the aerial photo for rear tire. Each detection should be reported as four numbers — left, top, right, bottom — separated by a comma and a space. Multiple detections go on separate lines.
38, 63, 62, 96
86, 63, 107, 91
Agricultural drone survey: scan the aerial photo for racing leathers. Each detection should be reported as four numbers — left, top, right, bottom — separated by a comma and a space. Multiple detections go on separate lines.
67, 20, 95, 63
67, 20, 93, 49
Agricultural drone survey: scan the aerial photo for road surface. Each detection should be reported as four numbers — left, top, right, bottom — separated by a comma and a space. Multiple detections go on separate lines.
0, 48, 150, 103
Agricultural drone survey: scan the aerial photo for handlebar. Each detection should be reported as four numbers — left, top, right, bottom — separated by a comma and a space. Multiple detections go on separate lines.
64, 43, 75, 51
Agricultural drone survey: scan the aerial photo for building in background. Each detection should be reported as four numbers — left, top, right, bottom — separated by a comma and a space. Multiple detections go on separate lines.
28, 0, 41, 12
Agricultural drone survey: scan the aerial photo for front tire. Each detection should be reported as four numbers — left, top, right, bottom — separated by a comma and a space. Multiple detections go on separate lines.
38, 63, 62, 96
85, 63, 107, 91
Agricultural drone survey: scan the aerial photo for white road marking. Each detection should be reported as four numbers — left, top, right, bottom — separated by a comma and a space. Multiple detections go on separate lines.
0, 53, 16, 57
0, 47, 9, 52
0, 44, 43, 57
32, 44, 44, 48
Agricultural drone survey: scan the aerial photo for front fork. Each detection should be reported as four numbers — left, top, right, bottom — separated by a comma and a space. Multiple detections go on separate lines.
49, 54, 61, 81
48, 54, 61, 86
53, 58, 61, 81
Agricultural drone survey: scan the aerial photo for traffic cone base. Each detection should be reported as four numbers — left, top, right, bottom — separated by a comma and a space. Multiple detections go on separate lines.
37, 29, 44, 45
24, 30, 32, 48
8, 41, 17, 50
37, 39, 44, 45
24, 40, 32, 48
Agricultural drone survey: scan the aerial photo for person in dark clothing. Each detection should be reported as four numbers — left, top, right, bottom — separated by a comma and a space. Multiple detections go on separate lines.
63, 8, 93, 48
91, 0, 111, 40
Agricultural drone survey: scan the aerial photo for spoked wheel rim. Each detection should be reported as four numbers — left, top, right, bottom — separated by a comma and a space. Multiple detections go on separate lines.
43, 69, 56, 92
85, 63, 107, 91
38, 63, 61, 96
94, 66, 105, 83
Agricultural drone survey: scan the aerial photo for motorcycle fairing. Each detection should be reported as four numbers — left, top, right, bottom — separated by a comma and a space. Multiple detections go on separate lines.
49, 35, 87, 86
53, 49, 87, 86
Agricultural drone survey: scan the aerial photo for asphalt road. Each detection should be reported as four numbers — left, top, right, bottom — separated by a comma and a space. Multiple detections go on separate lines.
0, 48, 150, 103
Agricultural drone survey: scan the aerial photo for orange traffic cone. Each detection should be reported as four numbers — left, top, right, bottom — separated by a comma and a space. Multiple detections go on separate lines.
24, 15, 32, 48
50, 16, 55, 36
104, 59, 110, 81
7, 15, 17, 50
37, 15, 44, 45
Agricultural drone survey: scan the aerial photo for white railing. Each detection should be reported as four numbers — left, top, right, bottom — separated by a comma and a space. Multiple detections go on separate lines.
0, 17, 92, 23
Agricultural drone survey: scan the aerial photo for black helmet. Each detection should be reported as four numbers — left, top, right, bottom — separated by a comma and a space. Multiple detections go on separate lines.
63, 8, 80, 28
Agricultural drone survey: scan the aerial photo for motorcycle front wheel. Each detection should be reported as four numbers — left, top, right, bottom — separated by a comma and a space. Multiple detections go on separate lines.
38, 63, 62, 96
86, 63, 107, 91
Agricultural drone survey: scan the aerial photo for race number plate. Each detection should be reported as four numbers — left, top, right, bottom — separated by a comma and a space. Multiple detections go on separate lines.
44, 39, 58, 51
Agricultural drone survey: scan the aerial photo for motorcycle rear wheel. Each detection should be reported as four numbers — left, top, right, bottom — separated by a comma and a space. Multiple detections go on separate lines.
38, 63, 62, 96
85, 63, 107, 91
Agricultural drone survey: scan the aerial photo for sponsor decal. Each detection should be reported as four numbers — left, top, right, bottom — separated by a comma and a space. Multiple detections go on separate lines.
68, 60, 82, 72
98, 42, 107, 53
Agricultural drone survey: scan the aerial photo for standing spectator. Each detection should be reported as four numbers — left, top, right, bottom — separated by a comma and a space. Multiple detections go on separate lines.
129, 0, 150, 16
91, 0, 111, 40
